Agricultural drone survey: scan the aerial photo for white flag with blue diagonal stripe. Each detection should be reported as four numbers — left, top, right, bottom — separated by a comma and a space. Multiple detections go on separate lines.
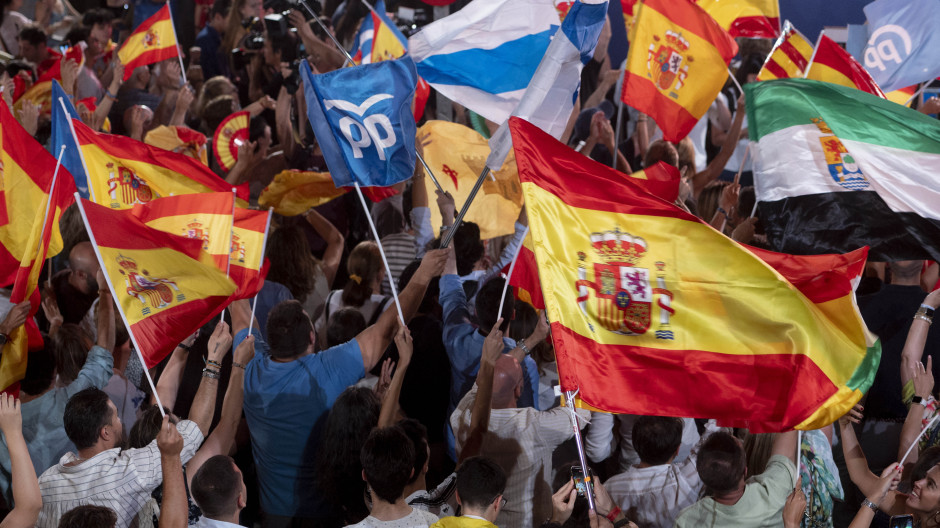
408, 0, 560, 124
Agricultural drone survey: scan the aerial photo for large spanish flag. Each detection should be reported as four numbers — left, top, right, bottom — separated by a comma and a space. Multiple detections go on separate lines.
118, 3, 179, 82
512, 116, 879, 432
0, 101, 75, 286
71, 118, 247, 208
757, 21, 813, 81
806, 35, 885, 98
77, 197, 237, 368
13, 44, 85, 117
622, 0, 737, 142
696, 0, 780, 39
129, 192, 270, 299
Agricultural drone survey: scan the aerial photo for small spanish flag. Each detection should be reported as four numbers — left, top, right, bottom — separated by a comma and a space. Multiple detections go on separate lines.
696, 0, 780, 39
77, 197, 237, 368
118, 3, 179, 82
806, 35, 886, 98
622, 0, 737, 142
757, 21, 813, 81
886, 84, 918, 107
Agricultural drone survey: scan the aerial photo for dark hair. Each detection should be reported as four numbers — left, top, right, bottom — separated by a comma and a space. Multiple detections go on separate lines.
737, 186, 755, 221
64, 388, 113, 450
510, 300, 552, 368
456, 456, 506, 510
342, 241, 383, 307
18, 24, 46, 46
326, 308, 366, 348
452, 222, 483, 277
697, 432, 746, 494
317, 387, 381, 523
265, 225, 318, 303
633, 417, 683, 465
248, 114, 269, 144
735, 53, 765, 89
52, 323, 92, 385
397, 418, 429, 485
266, 300, 313, 359
63, 26, 90, 48
644, 139, 679, 169
58, 505, 117, 528
398, 259, 439, 315
21, 340, 56, 396
361, 426, 415, 503
128, 405, 164, 449
474, 277, 512, 334
192, 455, 242, 518
910, 446, 940, 488
209, 0, 232, 19
82, 8, 114, 28
269, 31, 298, 63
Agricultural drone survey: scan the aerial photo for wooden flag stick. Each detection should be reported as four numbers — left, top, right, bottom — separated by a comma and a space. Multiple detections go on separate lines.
246, 207, 273, 336
353, 182, 405, 323
496, 226, 529, 318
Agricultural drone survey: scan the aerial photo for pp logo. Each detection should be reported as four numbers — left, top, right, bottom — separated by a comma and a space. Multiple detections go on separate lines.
324, 94, 396, 160
864, 25, 912, 72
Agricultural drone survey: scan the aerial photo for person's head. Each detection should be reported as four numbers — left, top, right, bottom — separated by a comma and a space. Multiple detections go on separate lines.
127, 405, 177, 448
451, 222, 484, 276
58, 505, 117, 528
397, 418, 429, 485
197, 76, 237, 117
696, 181, 730, 224
697, 432, 747, 495
248, 114, 271, 146
907, 447, 940, 513
237, 0, 262, 20
208, 0, 231, 32
126, 65, 152, 90
492, 355, 523, 409
17, 25, 47, 64
735, 186, 756, 224
474, 277, 512, 334
632, 416, 683, 466
191, 455, 248, 521
63, 25, 91, 52
743, 432, 777, 478
266, 300, 313, 360
398, 259, 440, 315
509, 300, 553, 366
644, 139, 679, 169
360, 426, 415, 504
21, 339, 55, 396
52, 323, 93, 385
676, 137, 695, 176
343, 241, 384, 307
455, 456, 507, 521
64, 387, 122, 451
325, 307, 366, 348
68, 241, 100, 294
888, 260, 924, 284
265, 225, 318, 303
82, 8, 113, 46
262, 31, 297, 67
735, 53, 765, 87
202, 94, 238, 133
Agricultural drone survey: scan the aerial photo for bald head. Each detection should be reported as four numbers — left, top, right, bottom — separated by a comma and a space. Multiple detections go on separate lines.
491, 355, 523, 409
68, 242, 100, 295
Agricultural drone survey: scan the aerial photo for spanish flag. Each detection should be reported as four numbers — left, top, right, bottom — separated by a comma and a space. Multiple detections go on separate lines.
77, 197, 237, 368
129, 193, 270, 299
117, 3, 179, 82
70, 118, 248, 208
512, 116, 879, 432
757, 21, 813, 81
622, 0, 737, 142
887, 85, 918, 107
0, 101, 75, 286
696, 0, 780, 39
806, 35, 885, 98
14, 44, 85, 117
258, 170, 397, 217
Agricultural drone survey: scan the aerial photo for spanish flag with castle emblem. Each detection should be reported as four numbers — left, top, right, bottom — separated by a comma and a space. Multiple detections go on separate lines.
623, 0, 737, 142
77, 197, 237, 368
512, 116, 879, 432
128, 192, 271, 299
70, 118, 247, 208
117, 3, 179, 82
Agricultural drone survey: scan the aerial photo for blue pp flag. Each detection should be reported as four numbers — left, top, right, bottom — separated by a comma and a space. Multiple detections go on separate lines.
301, 57, 417, 188
51, 80, 89, 198
862, 0, 940, 92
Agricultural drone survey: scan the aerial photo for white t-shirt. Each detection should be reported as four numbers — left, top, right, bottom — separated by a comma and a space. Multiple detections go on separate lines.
344, 507, 440, 528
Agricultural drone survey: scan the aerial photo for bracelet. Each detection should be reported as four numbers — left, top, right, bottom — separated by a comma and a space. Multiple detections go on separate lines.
177, 343, 191, 352
232, 361, 247, 370
862, 498, 879, 513
613, 520, 632, 528
104, 89, 117, 100
914, 313, 933, 325
517, 338, 530, 356
201, 368, 220, 380
717, 207, 729, 217
605, 506, 622, 522
205, 358, 222, 369
98, 289, 110, 295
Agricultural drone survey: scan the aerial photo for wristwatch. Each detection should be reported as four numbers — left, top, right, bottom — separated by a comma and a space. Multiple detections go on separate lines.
913, 395, 927, 407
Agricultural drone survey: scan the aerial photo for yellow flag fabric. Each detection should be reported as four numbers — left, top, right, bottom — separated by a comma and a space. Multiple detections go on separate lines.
117, 3, 179, 81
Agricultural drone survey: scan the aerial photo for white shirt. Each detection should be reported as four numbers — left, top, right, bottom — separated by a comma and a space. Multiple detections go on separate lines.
194, 517, 244, 528
36, 420, 204, 528
344, 507, 440, 527
451, 384, 589, 528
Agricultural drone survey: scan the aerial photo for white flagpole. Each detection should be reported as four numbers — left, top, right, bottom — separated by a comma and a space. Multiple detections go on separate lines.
353, 182, 405, 323
906, 83, 930, 107
795, 430, 802, 487
900, 414, 940, 467
220, 189, 237, 323
247, 207, 274, 335
34, 146, 67, 284
74, 194, 167, 416
803, 30, 824, 79
497, 226, 529, 318
165, 1, 187, 85
60, 97, 94, 202
565, 390, 596, 513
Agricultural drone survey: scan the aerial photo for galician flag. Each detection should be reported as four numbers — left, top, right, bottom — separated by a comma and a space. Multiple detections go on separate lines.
748, 78, 940, 261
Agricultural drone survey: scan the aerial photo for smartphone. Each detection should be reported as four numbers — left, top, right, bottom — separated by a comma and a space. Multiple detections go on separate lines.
889, 514, 915, 528
570, 466, 593, 497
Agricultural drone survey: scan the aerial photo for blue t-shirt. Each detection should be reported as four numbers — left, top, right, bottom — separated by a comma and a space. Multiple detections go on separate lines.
237, 328, 365, 517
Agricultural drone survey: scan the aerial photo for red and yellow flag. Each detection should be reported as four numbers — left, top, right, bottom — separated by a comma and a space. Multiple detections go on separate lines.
696, 0, 780, 39
887, 85, 918, 107
806, 35, 885, 98
757, 21, 813, 81
622, 0, 737, 142
144, 125, 209, 165
14, 44, 85, 117
117, 3, 179, 81
259, 170, 398, 217
78, 197, 237, 368
512, 116, 878, 432
71, 118, 247, 209
129, 192, 270, 299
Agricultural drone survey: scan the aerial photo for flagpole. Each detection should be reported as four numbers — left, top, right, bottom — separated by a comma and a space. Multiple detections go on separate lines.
726, 67, 744, 96
441, 167, 490, 248
906, 83, 930, 107
900, 414, 940, 467
496, 226, 529, 318
564, 390, 596, 513
220, 189, 237, 322
247, 207, 273, 336
60, 97, 95, 202
795, 430, 802, 487
74, 193, 167, 417
611, 69, 625, 170
42, 145, 67, 286
353, 182, 405, 323
165, 1, 187, 85
803, 30, 824, 79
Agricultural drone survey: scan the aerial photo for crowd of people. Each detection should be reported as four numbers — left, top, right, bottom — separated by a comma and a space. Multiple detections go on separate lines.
0, 1, 938, 527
